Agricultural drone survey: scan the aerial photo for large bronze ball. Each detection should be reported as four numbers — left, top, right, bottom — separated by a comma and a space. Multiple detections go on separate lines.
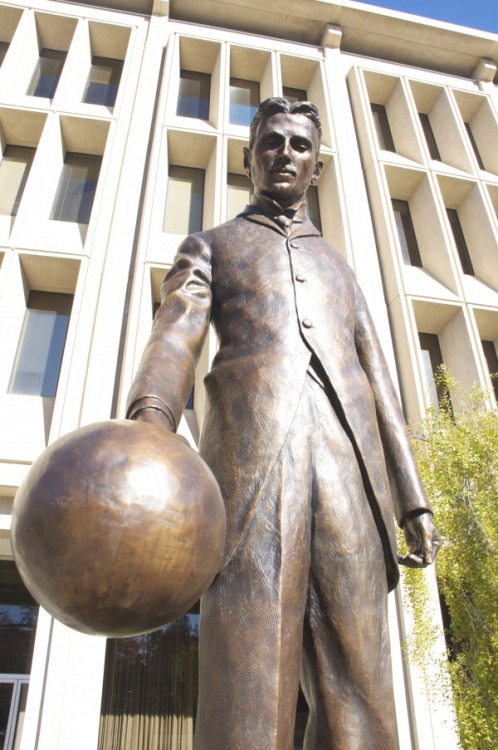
12, 420, 226, 637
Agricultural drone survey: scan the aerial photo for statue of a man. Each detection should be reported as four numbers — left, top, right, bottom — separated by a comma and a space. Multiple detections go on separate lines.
127, 98, 441, 749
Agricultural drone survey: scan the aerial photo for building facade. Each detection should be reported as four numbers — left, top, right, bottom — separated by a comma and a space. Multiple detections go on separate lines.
0, 0, 497, 747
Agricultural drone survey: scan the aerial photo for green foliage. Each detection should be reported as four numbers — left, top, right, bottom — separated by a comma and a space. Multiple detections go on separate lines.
408, 370, 498, 749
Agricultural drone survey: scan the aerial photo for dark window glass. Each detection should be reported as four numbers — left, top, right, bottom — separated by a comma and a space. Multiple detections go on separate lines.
283, 86, 307, 103
307, 185, 322, 233
419, 332, 444, 408
185, 386, 195, 410
370, 103, 395, 152
419, 112, 441, 161
446, 208, 474, 276
464, 123, 485, 170
0, 560, 38, 673
164, 166, 204, 234
98, 606, 200, 749
0, 41, 9, 66
51, 153, 101, 224
229, 78, 259, 126
177, 70, 211, 120
83, 56, 123, 107
9, 291, 72, 397
0, 561, 38, 750
0, 146, 35, 216
392, 199, 422, 267
27, 49, 66, 99
481, 340, 498, 401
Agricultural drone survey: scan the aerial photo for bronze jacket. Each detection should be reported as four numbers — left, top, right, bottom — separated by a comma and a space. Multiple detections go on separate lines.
127, 208, 432, 591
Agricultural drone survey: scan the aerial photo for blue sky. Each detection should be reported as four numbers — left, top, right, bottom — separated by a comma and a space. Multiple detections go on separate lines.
360, 0, 498, 33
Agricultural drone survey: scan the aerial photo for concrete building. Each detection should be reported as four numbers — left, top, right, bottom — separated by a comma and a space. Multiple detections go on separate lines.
0, 0, 496, 747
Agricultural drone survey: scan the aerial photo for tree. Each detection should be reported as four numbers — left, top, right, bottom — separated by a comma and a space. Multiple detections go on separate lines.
406, 372, 498, 749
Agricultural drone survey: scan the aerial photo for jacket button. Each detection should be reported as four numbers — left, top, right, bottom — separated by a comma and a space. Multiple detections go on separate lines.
302, 319, 313, 328
295, 274, 305, 282
290, 241, 299, 249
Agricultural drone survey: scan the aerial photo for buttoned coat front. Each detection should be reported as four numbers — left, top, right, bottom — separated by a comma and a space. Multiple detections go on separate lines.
127, 207, 432, 594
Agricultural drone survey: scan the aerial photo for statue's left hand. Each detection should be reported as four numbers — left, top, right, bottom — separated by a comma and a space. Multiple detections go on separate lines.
399, 512, 442, 568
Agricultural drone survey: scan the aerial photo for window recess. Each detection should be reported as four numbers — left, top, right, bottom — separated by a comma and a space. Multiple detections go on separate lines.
229, 78, 260, 127
464, 123, 485, 171
419, 113, 441, 161
164, 166, 205, 235
27, 49, 66, 99
419, 332, 445, 408
51, 153, 102, 224
0, 41, 8, 66
227, 173, 252, 220
446, 208, 474, 276
9, 291, 73, 398
481, 340, 498, 401
370, 103, 395, 153
391, 199, 422, 267
0, 146, 35, 216
177, 70, 211, 120
83, 57, 123, 107
283, 86, 307, 103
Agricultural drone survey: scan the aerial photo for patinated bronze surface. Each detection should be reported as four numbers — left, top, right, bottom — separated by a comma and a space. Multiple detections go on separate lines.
12, 419, 225, 636
126, 99, 441, 749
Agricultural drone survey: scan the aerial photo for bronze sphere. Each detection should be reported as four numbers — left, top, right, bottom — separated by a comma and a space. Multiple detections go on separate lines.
12, 420, 226, 637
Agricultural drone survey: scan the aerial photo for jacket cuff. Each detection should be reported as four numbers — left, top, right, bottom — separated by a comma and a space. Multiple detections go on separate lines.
126, 397, 176, 431
399, 507, 433, 528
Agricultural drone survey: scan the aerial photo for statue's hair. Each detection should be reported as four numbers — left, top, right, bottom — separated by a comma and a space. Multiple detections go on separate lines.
249, 98, 322, 149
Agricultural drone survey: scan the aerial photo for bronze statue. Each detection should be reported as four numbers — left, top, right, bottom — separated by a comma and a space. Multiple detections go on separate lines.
127, 98, 441, 749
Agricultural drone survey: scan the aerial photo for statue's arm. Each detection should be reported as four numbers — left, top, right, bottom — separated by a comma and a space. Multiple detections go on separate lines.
353, 281, 441, 566
126, 233, 213, 432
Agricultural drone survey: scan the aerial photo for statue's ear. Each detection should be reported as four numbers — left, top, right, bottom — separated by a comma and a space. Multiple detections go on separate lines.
243, 147, 251, 177
311, 159, 323, 186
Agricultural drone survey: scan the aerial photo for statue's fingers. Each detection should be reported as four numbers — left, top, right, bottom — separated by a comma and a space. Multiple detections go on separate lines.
398, 551, 426, 568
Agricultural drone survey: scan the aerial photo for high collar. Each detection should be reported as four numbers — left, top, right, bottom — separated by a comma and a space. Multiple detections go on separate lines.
248, 192, 308, 225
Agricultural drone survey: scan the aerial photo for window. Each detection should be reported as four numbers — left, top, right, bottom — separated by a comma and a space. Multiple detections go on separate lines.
307, 186, 321, 233
370, 104, 395, 152
481, 340, 498, 401
419, 113, 441, 161
177, 70, 210, 120
27, 49, 66, 99
83, 56, 123, 107
392, 200, 422, 267
446, 208, 474, 276
419, 332, 444, 408
0, 146, 35, 216
98, 606, 200, 750
185, 386, 194, 410
164, 166, 204, 234
464, 123, 485, 170
0, 561, 38, 750
229, 78, 259, 126
283, 86, 307, 103
0, 41, 8, 66
51, 153, 101, 224
9, 291, 72, 397
227, 173, 252, 219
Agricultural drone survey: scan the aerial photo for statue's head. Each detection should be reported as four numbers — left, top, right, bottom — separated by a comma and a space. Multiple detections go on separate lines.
243, 98, 323, 207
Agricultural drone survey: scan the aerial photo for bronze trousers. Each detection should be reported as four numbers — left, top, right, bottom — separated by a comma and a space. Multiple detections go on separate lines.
194, 375, 395, 750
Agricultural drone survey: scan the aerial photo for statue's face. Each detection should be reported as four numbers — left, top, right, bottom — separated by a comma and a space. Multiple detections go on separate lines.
244, 113, 322, 207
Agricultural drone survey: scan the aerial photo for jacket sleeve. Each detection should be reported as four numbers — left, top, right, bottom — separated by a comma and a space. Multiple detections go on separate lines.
126, 232, 212, 431
353, 280, 432, 526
